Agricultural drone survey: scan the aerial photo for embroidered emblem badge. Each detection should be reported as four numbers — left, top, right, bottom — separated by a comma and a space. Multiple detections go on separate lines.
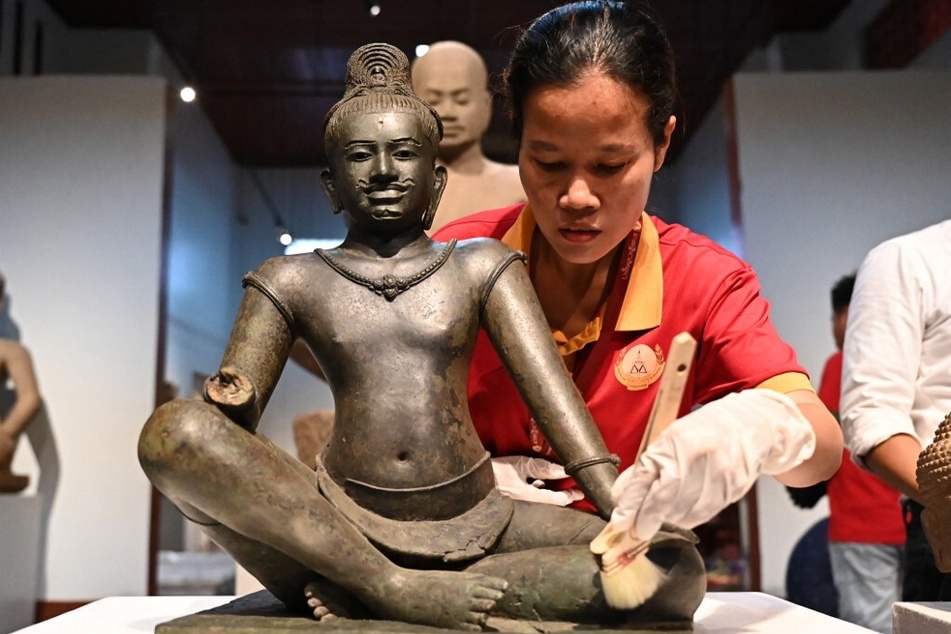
615, 343, 665, 391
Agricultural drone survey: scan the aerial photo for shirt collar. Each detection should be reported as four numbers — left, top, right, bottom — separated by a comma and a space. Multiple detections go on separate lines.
501, 204, 663, 333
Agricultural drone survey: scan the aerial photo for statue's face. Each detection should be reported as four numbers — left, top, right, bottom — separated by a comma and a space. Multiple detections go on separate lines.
412, 50, 491, 155
322, 111, 443, 233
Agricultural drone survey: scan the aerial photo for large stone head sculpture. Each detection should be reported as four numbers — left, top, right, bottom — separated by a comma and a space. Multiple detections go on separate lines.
411, 41, 493, 160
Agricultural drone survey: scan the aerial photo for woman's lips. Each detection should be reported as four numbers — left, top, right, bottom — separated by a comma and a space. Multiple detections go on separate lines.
559, 227, 600, 243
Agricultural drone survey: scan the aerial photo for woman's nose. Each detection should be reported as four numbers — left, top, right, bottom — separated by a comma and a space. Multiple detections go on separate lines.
559, 176, 599, 211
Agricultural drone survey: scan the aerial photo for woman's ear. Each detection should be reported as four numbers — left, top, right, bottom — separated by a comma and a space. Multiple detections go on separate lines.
653, 115, 677, 172
422, 165, 448, 231
320, 169, 343, 214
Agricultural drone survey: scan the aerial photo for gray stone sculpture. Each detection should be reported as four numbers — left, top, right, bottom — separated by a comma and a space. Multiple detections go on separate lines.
0, 272, 40, 494
139, 43, 703, 631
410, 41, 525, 232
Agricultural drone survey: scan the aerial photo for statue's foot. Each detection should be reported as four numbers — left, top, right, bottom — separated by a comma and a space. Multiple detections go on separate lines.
305, 581, 343, 621
304, 577, 370, 621
369, 569, 508, 631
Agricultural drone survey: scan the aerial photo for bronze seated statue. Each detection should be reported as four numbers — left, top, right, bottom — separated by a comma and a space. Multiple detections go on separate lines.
138, 43, 705, 631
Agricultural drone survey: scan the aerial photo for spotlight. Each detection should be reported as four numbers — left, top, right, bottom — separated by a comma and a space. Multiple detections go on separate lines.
277, 227, 293, 246
180, 86, 196, 103
368, 2, 381, 16
415, 44, 430, 58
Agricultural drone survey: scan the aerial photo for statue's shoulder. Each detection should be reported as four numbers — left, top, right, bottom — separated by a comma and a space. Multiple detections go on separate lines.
484, 160, 525, 197
450, 236, 517, 260
446, 237, 526, 279
0, 339, 35, 380
244, 253, 326, 295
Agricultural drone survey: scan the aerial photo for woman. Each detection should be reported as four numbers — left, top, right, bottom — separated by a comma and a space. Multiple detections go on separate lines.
433, 1, 842, 545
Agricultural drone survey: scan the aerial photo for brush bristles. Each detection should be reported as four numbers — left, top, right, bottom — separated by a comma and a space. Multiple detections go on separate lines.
599, 554, 667, 610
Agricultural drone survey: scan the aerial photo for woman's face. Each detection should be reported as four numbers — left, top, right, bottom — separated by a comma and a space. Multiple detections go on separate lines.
518, 73, 675, 266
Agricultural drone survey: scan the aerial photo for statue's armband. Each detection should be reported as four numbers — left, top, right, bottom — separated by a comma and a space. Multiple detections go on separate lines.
478, 249, 527, 318
242, 271, 296, 334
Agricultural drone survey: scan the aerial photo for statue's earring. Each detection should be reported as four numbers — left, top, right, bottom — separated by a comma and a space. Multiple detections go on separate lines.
424, 165, 448, 231
422, 202, 437, 231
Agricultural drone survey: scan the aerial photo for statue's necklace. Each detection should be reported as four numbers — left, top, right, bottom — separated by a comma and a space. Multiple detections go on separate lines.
315, 239, 457, 301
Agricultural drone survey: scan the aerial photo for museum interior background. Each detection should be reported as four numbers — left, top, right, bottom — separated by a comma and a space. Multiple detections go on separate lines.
0, 0, 949, 630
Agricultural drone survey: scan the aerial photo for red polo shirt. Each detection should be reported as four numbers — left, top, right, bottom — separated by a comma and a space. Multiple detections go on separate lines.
434, 203, 812, 513
819, 351, 905, 544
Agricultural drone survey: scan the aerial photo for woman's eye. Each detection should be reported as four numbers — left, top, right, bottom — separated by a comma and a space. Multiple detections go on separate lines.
394, 149, 419, 160
596, 163, 626, 174
348, 151, 372, 162
535, 159, 565, 172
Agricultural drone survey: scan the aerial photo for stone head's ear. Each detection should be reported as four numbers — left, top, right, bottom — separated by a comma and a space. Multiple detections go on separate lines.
422, 165, 448, 231
320, 168, 342, 214
476, 89, 493, 136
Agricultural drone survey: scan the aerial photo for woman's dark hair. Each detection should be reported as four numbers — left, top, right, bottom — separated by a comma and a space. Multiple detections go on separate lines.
504, 1, 676, 147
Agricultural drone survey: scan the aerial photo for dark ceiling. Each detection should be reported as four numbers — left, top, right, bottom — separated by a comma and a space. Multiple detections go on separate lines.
44, 0, 853, 168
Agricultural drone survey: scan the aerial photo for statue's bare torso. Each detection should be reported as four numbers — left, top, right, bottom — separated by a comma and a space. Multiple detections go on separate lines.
249, 238, 513, 496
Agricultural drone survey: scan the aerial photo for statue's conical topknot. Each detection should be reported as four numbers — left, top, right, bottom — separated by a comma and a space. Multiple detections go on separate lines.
345, 44, 413, 95
323, 43, 442, 147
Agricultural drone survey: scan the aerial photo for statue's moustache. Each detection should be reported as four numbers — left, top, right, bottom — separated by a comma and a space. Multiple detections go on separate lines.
357, 179, 415, 193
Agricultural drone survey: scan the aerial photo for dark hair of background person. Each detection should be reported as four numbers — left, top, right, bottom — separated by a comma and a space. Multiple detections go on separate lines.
503, 0, 677, 146
831, 274, 855, 313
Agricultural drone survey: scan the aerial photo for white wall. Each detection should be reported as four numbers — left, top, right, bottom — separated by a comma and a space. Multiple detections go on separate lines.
164, 94, 242, 399
662, 95, 743, 256
734, 70, 951, 596
0, 76, 167, 599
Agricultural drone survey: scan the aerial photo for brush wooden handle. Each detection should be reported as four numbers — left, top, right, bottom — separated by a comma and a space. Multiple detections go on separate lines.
635, 332, 697, 458
591, 333, 696, 560
591, 333, 697, 608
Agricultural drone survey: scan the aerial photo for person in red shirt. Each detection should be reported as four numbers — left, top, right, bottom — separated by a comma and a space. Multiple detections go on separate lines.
433, 1, 843, 547
822, 275, 903, 633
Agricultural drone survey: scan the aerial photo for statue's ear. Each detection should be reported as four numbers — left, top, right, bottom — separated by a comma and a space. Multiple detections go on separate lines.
320, 169, 342, 214
423, 165, 448, 231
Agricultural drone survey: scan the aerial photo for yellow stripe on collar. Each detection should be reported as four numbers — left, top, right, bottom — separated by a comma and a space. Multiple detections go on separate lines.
500, 203, 536, 255
617, 212, 663, 332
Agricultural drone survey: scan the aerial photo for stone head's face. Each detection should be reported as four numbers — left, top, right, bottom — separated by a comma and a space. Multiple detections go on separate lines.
322, 111, 442, 233
412, 46, 491, 156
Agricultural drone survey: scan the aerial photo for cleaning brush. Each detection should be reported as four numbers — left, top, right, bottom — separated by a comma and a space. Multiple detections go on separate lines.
590, 331, 697, 610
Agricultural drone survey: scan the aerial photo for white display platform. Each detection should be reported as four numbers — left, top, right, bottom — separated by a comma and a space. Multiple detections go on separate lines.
10, 592, 874, 633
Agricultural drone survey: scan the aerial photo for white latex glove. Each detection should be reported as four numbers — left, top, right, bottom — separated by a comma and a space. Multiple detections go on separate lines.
610, 389, 816, 541
491, 455, 584, 506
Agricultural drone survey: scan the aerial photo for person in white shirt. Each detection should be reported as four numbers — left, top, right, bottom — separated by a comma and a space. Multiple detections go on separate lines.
840, 218, 951, 601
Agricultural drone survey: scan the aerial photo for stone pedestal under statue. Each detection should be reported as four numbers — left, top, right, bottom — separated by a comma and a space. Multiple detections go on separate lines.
155, 590, 690, 633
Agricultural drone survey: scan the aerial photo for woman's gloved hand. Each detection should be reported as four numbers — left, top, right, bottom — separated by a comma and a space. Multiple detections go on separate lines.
609, 389, 816, 540
491, 455, 584, 506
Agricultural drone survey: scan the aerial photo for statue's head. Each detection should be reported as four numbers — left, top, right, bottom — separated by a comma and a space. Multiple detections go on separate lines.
411, 41, 492, 160
322, 44, 447, 232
